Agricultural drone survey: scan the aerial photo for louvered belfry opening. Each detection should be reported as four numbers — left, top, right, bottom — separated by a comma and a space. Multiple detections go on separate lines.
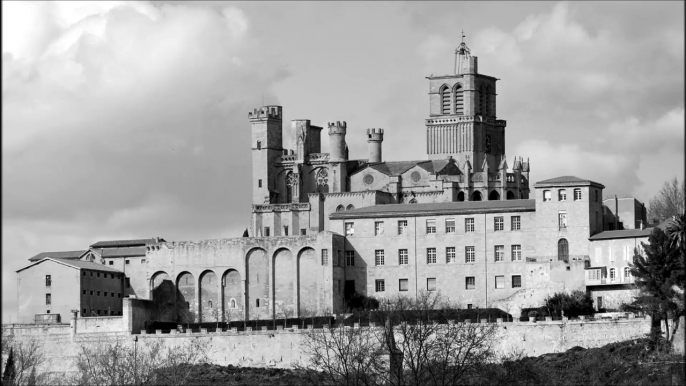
441, 86, 451, 114
479, 84, 485, 115
454, 84, 464, 115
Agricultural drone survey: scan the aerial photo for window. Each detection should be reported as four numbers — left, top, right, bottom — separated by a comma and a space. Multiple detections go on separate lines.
110, 274, 114, 279
511, 216, 521, 230
45, 294, 51, 305
446, 219, 455, 233
465, 246, 475, 263
97, 291, 101, 296
125, 260, 130, 265
558, 239, 569, 261
230, 299, 236, 308
264, 227, 270, 237
45, 275, 51, 287
345, 222, 354, 236
427, 278, 436, 291
118, 293, 121, 298
375, 250, 385, 266
558, 189, 567, 201
399, 249, 408, 265
125, 278, 131, 288
624, 267, 631, 279
283, 226, 289, 236
467, 304, 473, 309
426, 248, 437, 264
589, 269, 600, 281
574, 188, 582, 201
610, 268, 616, 282
300, 229, 306, 235
595, 190, 599, 202
97, 272, 100, 278
558, 211, 568, 230
512, 275, 522, 288
441, 85, 451, 114
346, 251, 355, 266
90, 291, 93, 296
454, 84, 464, 114
465, 277, 475, 290
446, 247, 456, 263
256, 299, 260, 307
336, 205, 344, 212
494, 245, 504, 262
375, 279, 385, 292
398, 220, 408, 235
256, 140, 261, 150
494, 216, 504, 231
347, 205, 355, 211
426, 219, 436, 234
82, 290, 86, 295
399, 279, 409, 292
83, 309, 87, 315
109, 261, 113, 265
83, 271, 86, 276
375, 222, 384, 236
141, 259, 146, 264
258, 179, 262, 188
90, 272, 93, 277
465, 218, 475, 232
511, 245, 522, 261
111, 293, 114, 298
544, 190, 551, 202
495, 276, 505, 289
104, 292, 107, 297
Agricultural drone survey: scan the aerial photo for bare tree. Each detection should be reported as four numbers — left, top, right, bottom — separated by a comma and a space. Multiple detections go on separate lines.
648, 177, 685, 223
154, 339, 208, 386
1, 338, 47, 386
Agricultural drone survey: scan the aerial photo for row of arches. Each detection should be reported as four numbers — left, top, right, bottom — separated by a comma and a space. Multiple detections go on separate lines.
150, 246, 322, 323
335, 204, 355, 212
455, 190, 517, 202
440, 83, 493, 116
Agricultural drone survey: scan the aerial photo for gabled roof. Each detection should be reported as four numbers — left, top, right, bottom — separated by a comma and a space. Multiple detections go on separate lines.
533, 176, 605, 188
330, 199, 536, 219
357, 159, 458, 177
89, 238, 164, 248
28, 250, 87, 262
17, 257, 125, 274
589, 228, 653, 241
96, 247, 147, 258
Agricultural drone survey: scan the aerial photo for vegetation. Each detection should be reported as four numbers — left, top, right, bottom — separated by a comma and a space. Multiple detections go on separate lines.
630, 226, 685, 341
647, 177, 684, 224
543, 290, 595, 318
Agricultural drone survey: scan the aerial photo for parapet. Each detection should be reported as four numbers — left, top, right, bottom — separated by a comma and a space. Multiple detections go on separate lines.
327, 121, 347, 135
248, 105, 282, 121
366, 128, 384, 141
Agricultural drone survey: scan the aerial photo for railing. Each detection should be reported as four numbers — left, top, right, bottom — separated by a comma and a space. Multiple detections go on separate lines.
280, 155, 297, 162
308, 153, 330, 162
253, 203, 311, 212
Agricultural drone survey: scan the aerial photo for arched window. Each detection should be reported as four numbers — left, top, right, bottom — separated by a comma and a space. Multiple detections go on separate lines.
256, 141, 261, 150
409, 198, 417, 204
489, 190, 500, 201
609, 268, 616, 282
454, 84, 464, 115
457, 191, 465, 201
441, 85, 451, 114
472, 191, 482, 201
623, 267, 630, 279
230, 299, 236, 308
336, 205, 345, 212
558, 189, 567, 201
557, 238, 569, 261
346, 204, 355, 211
574, 188, 582, 201
506, 191, 515, 200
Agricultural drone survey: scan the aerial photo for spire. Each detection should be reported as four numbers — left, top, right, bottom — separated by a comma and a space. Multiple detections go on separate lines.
513, 156, 522, 171
498, 154, 508, 171
522, 157, 530, 172
454, 31, 472, 75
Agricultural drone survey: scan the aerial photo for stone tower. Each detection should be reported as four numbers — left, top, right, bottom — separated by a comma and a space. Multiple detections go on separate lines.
328, 121, 348, 193
425, 40, 506, 173
366, 128, 384, 163
249, 105, 283, 205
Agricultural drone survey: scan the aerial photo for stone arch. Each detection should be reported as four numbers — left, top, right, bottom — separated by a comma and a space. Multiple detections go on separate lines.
506, 190, 515, 200
222, 269, 242, 322
199, 270, 218, 323
346, 204, 355, 211
336, 205, 345, 212
176, 271, 195, 323
297, 247, 319, 317
409, 198, 417, 204
273, 248, 295, 319
453, 83, 464, 115
246, 248, 268, 320
457, 191, 465, 201
472, 191, 482, 201
489, 190, 500, 201
151, 271, 175, 321
440, 84, 451, 114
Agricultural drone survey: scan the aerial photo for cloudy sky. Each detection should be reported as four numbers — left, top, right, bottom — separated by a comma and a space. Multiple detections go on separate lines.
2, 1, 683, 322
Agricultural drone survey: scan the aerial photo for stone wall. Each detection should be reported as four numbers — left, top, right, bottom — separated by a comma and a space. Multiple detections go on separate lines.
76, 316, 125, 333
5, 316, 651, 378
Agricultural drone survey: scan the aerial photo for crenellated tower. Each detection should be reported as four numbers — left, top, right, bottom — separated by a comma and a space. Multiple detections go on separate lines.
328, 121, 348, 192
249, 105, 283, 205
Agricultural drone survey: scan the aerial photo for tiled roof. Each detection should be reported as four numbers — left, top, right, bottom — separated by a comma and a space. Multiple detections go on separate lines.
589, 228, 653, 241
17, 257, 124, 273
361, 159, 456, 177
534, 176, 604, 188
28, 250, 87, 262
89, 238, 164, 248
330, 199, 536, 219
99, 247, 147, 257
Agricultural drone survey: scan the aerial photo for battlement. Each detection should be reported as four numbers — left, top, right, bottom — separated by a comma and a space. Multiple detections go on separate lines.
248, 105, 282, 121
366, 128, 384, 141
327, 121, 347, 135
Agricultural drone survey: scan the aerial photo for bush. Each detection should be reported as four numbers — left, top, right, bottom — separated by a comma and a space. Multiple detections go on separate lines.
544, 290, 594, 318
346, 292, 380, 312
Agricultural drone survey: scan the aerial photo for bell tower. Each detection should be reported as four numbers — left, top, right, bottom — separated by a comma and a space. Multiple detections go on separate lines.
425, 37, 506, 173
250, 105, 283, 205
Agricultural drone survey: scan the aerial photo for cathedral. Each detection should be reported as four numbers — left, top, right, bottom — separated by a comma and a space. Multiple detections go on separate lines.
16, 42, 649, 324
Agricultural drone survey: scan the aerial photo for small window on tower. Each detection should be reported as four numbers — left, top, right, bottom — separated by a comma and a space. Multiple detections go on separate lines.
258, 179, 262, 188
256, 141, 261, 150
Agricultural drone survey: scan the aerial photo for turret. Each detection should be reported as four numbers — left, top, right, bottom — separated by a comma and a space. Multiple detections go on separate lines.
367, 128, 384, 163
328, 121, 348, 162
522, 157, 530, 180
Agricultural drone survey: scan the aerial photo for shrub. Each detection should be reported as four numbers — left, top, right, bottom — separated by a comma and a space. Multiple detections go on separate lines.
544, 290, 594, 318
